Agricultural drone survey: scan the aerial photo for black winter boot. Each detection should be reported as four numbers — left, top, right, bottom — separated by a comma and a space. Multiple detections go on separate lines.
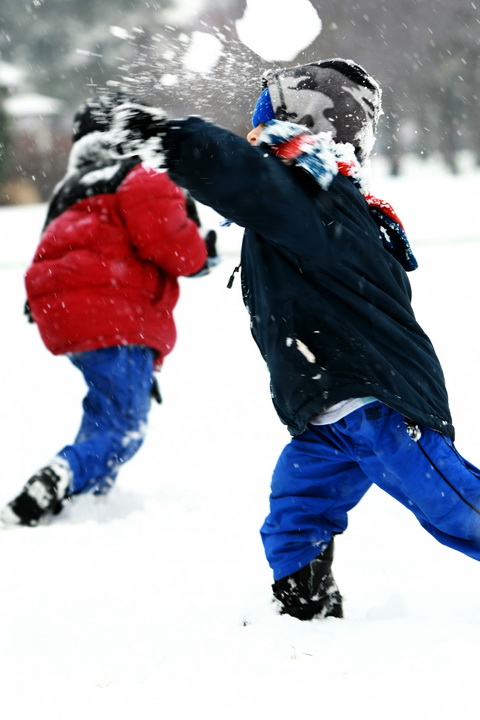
272, 540, 343, 620
0, 463, 71, 527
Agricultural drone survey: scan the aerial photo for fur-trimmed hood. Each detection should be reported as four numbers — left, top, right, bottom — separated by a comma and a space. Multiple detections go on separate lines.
68, 130, 119, 172
44, 131, 139, 229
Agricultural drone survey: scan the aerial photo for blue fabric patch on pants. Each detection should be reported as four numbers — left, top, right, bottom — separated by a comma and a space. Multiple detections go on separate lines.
59, 345, 155, 495
261, 402, 480, 580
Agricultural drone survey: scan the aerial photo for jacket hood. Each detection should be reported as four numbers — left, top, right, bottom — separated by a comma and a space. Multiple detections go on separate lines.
72, 91, 141, 143
68, 130, 119, 172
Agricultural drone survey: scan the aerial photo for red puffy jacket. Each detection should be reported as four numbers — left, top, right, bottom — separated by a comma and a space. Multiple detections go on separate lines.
25, 135, 206, 368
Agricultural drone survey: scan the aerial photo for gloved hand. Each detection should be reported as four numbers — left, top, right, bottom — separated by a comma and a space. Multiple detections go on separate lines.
111, 103, 168, 168
187, 229, 220, 278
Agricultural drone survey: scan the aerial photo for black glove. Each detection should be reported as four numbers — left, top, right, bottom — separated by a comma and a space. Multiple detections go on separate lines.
111, 103, 167, 167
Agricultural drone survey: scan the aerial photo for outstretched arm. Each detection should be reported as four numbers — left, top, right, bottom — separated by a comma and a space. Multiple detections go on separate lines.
112, 106, 323, 249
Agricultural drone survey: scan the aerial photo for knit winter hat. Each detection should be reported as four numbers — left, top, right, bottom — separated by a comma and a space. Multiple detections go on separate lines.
72, 91, 140, 142
257, 59, 382, 163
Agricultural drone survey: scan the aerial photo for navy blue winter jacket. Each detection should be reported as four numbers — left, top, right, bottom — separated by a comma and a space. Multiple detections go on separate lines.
164, 117, 453, 438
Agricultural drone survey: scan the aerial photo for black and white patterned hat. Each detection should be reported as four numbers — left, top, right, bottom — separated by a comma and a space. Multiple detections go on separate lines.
262, 59, 382, 162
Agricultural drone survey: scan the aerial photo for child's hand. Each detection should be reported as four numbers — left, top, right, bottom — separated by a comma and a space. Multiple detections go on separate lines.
111, 103, 167, 168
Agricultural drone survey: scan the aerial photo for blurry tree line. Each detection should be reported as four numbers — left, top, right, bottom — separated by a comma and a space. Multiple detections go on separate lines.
0, 0, 478, 203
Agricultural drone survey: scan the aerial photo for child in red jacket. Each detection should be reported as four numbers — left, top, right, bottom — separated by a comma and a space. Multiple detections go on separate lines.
0, 92, 208, 527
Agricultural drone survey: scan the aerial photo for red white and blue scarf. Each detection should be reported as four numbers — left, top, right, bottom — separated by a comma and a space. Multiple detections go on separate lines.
259, 120, 418, 272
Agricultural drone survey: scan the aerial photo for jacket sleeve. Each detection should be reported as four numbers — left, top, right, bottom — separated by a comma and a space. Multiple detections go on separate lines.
116, 163, 207, 277
163, 117, 326, 251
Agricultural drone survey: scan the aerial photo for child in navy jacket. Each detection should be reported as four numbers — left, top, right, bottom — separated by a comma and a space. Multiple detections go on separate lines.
111, 60, 480, 620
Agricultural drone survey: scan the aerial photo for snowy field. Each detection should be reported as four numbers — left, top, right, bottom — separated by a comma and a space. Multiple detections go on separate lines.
1, 153, 480, 719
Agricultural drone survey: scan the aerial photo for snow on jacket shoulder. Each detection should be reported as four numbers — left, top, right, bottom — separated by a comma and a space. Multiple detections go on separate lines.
25, 132, 206, 366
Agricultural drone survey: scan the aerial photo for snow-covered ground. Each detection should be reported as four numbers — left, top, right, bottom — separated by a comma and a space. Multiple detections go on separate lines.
1, 153, 480, 719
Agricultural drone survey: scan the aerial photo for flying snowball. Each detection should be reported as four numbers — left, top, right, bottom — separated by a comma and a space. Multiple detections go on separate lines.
236, 0, 322, 62
182, 31, 224, 74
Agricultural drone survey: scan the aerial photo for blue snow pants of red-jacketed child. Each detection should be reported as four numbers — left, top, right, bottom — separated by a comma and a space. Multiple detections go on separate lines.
58, 345, 155, 495
261, 401, 480, 580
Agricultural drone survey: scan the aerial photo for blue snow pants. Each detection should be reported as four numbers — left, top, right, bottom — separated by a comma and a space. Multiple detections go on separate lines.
58, 345, 155, 495
261, 401, 480, 580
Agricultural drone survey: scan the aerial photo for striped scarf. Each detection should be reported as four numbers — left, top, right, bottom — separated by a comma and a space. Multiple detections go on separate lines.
259, 120, 418, 272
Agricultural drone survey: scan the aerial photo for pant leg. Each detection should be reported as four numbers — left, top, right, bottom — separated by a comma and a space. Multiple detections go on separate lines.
261, 423, 373, 580
262, 401, 480, 581
59, 345, 155, 494
357, 404, 480, 559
